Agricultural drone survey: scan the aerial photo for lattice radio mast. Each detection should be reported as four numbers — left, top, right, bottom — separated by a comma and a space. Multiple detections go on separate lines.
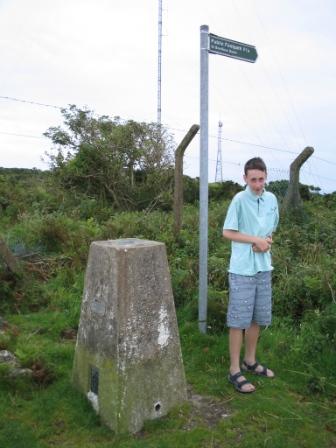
157, 0, 162, 124
215, 121, 223, 182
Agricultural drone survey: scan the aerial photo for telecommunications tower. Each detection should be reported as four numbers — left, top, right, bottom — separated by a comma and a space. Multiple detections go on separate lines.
157, 0, 162, 124
215, 121, 223, 182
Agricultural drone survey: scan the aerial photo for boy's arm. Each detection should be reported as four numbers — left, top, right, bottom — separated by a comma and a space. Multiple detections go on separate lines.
223, 229, 271, 253
253, 235, 273, 252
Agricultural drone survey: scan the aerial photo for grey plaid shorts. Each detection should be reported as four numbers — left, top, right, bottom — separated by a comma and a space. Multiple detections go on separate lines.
227, 271, 272, 329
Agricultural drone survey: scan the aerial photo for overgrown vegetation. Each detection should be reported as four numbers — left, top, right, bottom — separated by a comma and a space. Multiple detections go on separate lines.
0, 115, 336, 446
43, 105, 176, 211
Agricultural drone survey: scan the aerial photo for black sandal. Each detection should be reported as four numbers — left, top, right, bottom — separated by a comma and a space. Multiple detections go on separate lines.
228, 371, 255, 393
241, 360, 274, 378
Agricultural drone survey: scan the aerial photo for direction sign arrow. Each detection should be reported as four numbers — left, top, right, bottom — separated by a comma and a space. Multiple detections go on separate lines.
209, 33, 258, 63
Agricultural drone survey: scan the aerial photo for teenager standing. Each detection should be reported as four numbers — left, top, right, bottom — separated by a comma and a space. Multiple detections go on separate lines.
223, 157, 279, 393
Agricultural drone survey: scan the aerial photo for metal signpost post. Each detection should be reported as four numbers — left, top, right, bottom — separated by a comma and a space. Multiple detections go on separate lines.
199, 26, 258, 334
199, 25, 209, 334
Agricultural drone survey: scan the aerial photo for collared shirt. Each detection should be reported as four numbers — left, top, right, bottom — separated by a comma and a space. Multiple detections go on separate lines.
223, 185, 279, 275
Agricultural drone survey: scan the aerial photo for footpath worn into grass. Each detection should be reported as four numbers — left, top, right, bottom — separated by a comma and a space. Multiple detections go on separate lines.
0, 311, 335, 448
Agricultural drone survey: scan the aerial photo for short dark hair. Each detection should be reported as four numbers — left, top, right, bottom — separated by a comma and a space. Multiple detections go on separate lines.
244, 157, 267, 175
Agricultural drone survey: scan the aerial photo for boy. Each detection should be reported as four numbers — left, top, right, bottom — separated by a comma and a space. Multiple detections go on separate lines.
223, 157, 279, 393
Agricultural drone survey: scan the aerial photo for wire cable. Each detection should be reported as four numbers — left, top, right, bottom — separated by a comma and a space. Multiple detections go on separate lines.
0, 131, 45, 139
1, 95, 335, 173
0, 95, 62, 110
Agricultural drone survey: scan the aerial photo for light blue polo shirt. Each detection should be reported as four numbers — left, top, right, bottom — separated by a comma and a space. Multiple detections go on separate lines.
223, 185, 279, 275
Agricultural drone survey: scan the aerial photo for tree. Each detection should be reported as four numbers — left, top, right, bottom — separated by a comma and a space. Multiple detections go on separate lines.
44, 105, 175, 210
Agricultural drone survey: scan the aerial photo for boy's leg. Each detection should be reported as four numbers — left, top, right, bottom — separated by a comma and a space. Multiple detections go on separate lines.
244, 322, 274, 377
227, 273, 256, 391
244, 321, 260, 364
229, 328, 255, 392
229, 328, 243, 373
242, 271, 274, 377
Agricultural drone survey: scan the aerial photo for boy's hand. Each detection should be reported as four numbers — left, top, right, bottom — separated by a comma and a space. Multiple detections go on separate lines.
252, 236, 272, 253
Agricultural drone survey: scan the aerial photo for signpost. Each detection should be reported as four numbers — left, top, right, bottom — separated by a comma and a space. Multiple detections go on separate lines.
199, 27, 258, 333
209, 34, 258, 63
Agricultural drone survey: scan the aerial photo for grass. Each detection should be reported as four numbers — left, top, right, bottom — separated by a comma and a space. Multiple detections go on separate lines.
0, 310, 335, 448
0, 190, 335, 446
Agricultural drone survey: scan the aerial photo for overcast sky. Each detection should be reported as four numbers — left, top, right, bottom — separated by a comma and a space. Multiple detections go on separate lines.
0, 0, 335, 192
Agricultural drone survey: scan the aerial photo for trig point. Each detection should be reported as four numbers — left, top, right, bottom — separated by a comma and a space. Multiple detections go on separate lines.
72, 238, 187, 434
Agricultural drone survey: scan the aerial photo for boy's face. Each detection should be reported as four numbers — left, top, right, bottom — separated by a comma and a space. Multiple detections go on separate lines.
244, 169, 267, 195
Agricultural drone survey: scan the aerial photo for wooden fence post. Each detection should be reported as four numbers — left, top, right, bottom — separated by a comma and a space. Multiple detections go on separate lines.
283, 146, 314, 210
173, 124, 200, 236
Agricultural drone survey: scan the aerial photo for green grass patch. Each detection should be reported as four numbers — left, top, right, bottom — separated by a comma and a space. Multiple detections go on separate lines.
1, 310, 335, 447
1, 172, 336, 446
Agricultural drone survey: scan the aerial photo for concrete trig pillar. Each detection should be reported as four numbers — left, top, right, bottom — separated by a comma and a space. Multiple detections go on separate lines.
72, 238, 187, 434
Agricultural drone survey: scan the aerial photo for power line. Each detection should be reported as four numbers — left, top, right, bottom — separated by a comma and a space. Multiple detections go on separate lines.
167, 126, 298, 155
214, 135, 299, 155
230, 0, 308, 148
1, 139, 333, 186
0, 95, 62, 110
1, 95, 336, 167
0, 131, 44, 139
0, 102, 298, 156
8, 134, 328, 186
165, 126, 336, 166
4, 125, 334, 168
230, 62, 294, 152
251, 1, 309, 145
186, 154, 334, 185
311, 156, 336, 166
